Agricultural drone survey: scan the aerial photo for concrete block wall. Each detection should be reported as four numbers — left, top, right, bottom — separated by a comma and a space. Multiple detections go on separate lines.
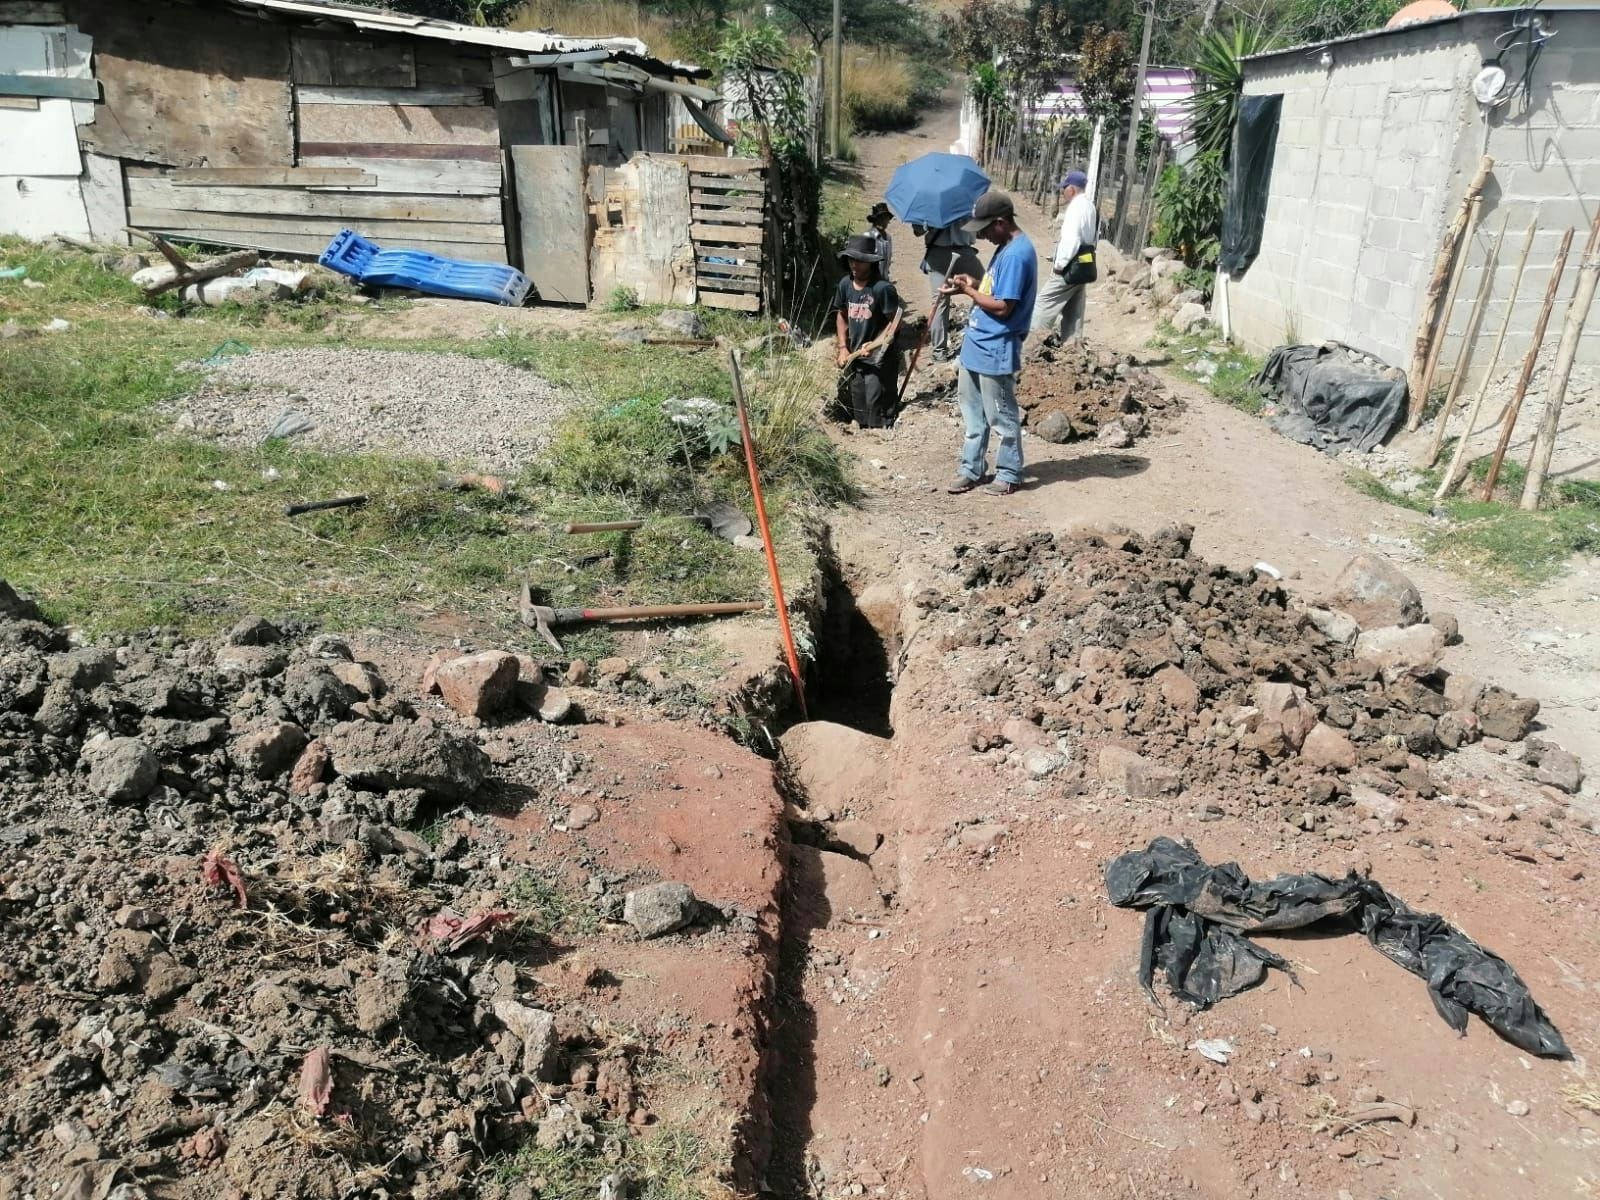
1230, 9, 1600, 379
1437, 11, 1600, 391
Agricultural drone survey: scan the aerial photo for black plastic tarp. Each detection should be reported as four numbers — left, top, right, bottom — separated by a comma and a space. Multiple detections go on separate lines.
1256, 341, 1408, 454
1219, 94, 1281, 278
1105, 837, 1570, 1059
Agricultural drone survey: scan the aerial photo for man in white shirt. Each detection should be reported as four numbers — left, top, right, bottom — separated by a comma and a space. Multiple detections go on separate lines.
1031, 169, 1098, 346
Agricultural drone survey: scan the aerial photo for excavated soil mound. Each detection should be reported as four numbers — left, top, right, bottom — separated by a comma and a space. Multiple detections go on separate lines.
921, 526, 1582, 841
1016, 342, 1181, 446
0, 585, 778, 1199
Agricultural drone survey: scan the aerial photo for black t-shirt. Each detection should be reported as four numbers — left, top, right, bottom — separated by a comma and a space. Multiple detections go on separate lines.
833, 277, 902, 356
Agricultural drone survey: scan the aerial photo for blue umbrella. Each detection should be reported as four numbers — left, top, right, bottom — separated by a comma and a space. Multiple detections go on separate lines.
884, 153, 990, 229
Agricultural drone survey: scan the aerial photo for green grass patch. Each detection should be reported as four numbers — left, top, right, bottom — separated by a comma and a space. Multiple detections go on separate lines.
505, 866, 600, 940
1149, 325, 1266, 413
0, 246, 848, 641
1342, 451, 1600, 586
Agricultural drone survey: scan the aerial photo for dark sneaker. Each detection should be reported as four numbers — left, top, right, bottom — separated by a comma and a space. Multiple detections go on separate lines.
946, 474, 979, 494
984, 480, 1019, 496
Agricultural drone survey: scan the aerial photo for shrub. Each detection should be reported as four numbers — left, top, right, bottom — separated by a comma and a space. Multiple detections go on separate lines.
1153, 150, 1226, 268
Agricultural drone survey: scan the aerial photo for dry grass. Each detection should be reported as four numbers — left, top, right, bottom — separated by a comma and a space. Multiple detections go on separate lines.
1564, 1082, 1600, 1115
511, 0, 694, 63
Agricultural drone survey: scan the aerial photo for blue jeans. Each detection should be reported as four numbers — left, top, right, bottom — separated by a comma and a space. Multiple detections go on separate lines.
957, 367, 1024, 486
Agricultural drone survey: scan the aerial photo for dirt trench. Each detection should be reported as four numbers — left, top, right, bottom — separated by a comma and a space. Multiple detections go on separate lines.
751, 510, 1597, 1200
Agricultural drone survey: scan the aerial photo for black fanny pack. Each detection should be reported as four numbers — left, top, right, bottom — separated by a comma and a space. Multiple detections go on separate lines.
1059, 242, 1097, 286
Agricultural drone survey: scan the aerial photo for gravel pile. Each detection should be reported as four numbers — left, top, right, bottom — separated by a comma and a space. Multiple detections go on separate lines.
1017, 342, 1181, 447
176, 348, 573, 473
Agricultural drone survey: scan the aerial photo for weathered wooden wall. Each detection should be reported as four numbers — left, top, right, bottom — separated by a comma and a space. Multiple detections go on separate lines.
123, 24, 508, 262
71, 0, 294, 168
589, 153, 696, 306
684, 155, 766, 312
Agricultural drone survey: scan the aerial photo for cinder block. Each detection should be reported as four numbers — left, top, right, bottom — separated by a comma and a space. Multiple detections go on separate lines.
1371, 187, 1398, 218
1394, 187, 1425, 220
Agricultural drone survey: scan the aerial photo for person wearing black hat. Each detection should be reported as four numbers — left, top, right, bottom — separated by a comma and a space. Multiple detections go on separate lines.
863, 202, 894, 278
832, 233, 905, 429
939, 190, 1038, 496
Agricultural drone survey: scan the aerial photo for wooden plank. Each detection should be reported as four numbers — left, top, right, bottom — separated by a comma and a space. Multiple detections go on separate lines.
0, 95, 39, 110
298, 102, 498, 147
169, 167, 375, 188
696, 275, 760, 293
0, 3, 65, 22
589, 154, 694, 307
698, 290, 760, 312
691, 189, 764, 209
128, 207, 507, 245
291, 34, 414, 88
294, 85, 486, 107
699, 245, 763, 264
413, 41, 493, 88
696, 258, 760, 277
692, 206, 764, 225
691, 223, 764, 246
299, 155, 501, 196
671, 153, 764, 173
74, 0, 294, 168
128, 178, 500, 223
0, 72, 97, 100
691, 172, 763, 190
299, 141, 501, 163
81, 152, 128, 245
127, 226, 505, 262
512, 144, 588, 305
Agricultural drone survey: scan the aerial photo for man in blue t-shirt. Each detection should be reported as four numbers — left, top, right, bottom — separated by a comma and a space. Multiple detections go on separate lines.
939, 190, 1038, 496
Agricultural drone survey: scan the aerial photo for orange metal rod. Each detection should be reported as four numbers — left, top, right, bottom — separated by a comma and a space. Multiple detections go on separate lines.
727, 349, 808, 719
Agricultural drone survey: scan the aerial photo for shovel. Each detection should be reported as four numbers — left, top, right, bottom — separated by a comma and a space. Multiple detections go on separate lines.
519, 582, 762, 653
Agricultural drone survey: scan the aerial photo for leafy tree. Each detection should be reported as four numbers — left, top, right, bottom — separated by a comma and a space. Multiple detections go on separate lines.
1076, 24, 1134, 121
1153, 149, 1226, 266
1282, 0, 1402, 42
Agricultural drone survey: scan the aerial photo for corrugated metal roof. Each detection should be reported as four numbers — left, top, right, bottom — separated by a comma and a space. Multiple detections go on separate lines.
1241, 4, 1600, 66
221, 0, 706, 77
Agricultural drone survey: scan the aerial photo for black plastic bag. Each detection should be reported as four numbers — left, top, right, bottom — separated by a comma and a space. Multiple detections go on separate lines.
1255, 341, 1408, 454
1106, 837, 1569, 1059
1219, 94, 1281, 278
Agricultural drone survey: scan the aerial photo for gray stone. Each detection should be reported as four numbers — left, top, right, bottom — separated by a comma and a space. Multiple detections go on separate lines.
1354, 624, 1445, 678
1327, 555, 1424, 628
324, 717, 488, 803
225, 616, 282, 646
1475, 687, 1539, 741
623, 882, 698, 938
1034, 410, 1075, 443
1526, 739, 1583, 793
655, 308, 706, 339
1173, 302, 1209, 334
213, 644, 288, 680
1095, 238, 1127, 277
1096, 421, 1134, 448
34, 679, 82, 737
566, 803, 599, 830
1305, 606, 1361, 646
1426, 610, 1460, 644
85, 737, 159, 802
1435, 710, 1479, 750
48, 648, 118, 690
958, 823, 1009, 852
493, 999, 560, 1079
282, 660, 361, 725
229, 720, 308, 779
537, 687, 574, 724
1351, 784, 1404, 826
1099, 745, 1180, 797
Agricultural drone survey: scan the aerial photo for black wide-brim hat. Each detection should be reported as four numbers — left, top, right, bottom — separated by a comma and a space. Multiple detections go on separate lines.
838, 233, 882, 263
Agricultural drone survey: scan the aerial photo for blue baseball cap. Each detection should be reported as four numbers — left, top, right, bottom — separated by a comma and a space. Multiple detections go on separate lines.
1062, 170, 1088, 189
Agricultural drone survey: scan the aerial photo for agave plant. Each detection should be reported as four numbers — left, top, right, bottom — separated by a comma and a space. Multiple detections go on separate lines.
1185, 24, 1276, 162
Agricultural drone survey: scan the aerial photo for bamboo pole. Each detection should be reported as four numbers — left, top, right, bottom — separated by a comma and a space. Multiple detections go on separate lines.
1423, 209, 1508, 467
1415, 194, 1483, 425
1437, 215, 1538, 500
1407, 156, 1494, 429
1480, 226, 1573, 501
1519, 206, 1600, 510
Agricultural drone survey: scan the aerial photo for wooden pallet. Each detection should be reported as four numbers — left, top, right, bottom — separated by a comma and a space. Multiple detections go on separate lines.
688, 158, 766, 314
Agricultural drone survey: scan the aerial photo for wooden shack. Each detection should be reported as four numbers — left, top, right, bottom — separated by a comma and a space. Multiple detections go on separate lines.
0, 0, 772, 311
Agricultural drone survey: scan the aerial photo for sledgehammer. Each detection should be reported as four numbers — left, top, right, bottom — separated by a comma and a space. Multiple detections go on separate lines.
518, 582, 762, 653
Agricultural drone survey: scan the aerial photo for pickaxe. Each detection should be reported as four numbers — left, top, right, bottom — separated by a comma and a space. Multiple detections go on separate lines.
519, 583, 762, 654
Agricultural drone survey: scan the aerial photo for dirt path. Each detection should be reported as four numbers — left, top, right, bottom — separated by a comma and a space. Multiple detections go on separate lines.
767, 97, 1600, 1200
